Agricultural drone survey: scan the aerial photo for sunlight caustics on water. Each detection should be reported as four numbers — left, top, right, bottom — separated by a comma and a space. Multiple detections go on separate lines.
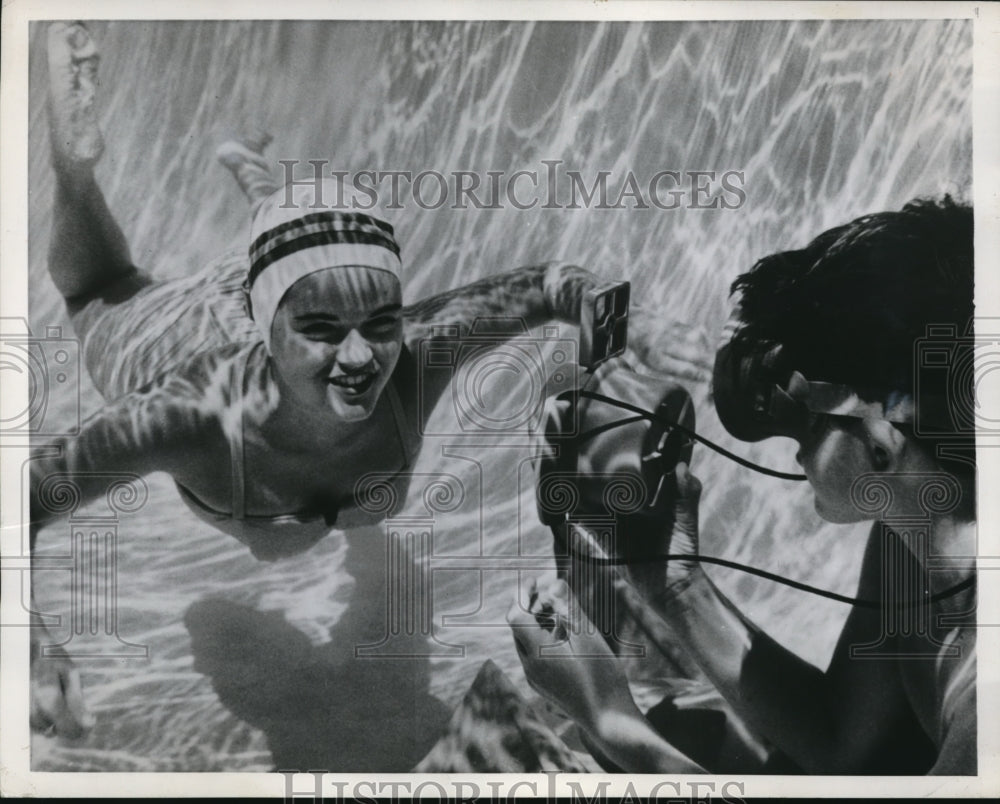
27, 19, 971, 771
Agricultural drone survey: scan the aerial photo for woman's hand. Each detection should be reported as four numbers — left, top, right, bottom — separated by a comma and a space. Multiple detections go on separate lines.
626, 307, 712, 384
507, 577, 638, 732
30, 623, 95, 739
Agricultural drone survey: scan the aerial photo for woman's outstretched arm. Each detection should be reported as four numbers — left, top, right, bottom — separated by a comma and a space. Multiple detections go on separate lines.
402, 262, 601, 341
28, 352, 231, 737
29, 358, 228, 533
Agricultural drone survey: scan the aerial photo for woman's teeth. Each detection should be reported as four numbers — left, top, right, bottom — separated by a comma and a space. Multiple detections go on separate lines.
329, 372, 376, 393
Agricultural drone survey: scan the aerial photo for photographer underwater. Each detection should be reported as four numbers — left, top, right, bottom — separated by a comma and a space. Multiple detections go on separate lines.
509, 197, 977, 775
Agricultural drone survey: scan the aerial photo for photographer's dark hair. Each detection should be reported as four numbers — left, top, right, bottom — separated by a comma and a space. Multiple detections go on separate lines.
730, 195, 975, 502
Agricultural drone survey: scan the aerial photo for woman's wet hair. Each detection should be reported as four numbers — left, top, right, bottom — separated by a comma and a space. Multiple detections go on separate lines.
729, 196, 975, 498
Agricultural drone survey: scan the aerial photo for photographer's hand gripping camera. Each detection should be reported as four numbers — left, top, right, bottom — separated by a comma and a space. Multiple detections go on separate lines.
534, 282, 696, 576
530, 281, 713, 660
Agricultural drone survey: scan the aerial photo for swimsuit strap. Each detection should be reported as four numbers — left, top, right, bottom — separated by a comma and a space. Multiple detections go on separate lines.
386, 376, 414, 469
229, 344, 256, 519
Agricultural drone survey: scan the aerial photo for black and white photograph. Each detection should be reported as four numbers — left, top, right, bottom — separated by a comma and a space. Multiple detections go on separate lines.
1, 0, 997, 798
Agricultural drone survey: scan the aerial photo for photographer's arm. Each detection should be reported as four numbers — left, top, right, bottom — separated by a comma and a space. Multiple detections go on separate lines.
655, 476, 912, 772
585, 706, 707, 773
660, 570, 913, 773
928, 662, 975, 774
507, 579, 705, 773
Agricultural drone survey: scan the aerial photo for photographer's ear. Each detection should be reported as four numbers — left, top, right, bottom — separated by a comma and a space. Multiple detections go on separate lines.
863, 419, 908, 472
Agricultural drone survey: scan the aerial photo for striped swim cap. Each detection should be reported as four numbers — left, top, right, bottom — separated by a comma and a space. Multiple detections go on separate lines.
247, 177, 402, 348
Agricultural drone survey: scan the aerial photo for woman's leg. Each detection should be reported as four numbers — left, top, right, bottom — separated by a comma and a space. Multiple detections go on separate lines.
216, 131, 279, 217
46, 22, 149, 303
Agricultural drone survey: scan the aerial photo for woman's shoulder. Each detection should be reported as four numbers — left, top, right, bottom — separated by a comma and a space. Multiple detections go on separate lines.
136, 340, 262, 411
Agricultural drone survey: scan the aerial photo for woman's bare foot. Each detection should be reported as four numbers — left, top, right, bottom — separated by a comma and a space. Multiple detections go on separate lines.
217, 130, 278, 213
47, 22, 104, 169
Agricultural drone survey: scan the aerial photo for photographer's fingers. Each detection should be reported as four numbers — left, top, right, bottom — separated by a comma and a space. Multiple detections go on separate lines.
546, 577, 570, 605
512, 576, 570, 622
508, 600, 570, 658
675, 461, 702, 497
673, 462, 702, 538
533, 577, 572, 634
527, 575, 539, 612
664, 463, 703, 586
507, 600, 535, 657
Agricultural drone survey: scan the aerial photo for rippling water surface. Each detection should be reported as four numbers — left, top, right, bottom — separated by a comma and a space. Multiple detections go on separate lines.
27, 19, 971, 771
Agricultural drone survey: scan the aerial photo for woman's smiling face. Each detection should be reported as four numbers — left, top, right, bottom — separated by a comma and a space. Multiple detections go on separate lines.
268, 266, 403, 421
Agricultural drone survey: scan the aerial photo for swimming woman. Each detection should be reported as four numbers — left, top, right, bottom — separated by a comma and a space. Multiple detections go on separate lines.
31, 22, 709, 742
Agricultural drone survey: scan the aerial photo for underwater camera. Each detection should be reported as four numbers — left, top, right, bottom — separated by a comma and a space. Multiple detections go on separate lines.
533, 282, 695, 572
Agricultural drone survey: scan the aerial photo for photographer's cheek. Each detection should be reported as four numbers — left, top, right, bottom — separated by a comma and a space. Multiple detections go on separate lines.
799, 423, 873, 523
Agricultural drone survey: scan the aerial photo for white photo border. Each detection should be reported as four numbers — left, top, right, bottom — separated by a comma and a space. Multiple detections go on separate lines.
2, 0, 997, 798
